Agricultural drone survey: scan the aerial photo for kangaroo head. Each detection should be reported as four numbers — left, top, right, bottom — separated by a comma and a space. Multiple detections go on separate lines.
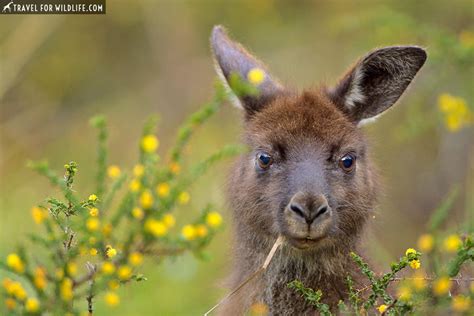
211, 26, 426, 253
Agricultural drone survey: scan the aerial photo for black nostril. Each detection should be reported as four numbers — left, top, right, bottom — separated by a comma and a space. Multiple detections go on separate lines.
316, 205, 328, 217
290, 203, 306, 219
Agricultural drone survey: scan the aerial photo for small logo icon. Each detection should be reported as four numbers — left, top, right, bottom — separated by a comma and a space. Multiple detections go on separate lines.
2, 1, 14, 12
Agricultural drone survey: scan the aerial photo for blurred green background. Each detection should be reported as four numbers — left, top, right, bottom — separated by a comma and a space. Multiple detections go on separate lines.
1, 0, 473, 314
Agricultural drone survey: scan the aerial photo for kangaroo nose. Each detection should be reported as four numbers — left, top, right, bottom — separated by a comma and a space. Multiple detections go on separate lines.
288, 192, 330, 224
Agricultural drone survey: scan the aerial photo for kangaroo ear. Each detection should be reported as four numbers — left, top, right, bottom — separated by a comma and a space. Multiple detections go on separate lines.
211, 25, 285, 117
327, 46, 427, 125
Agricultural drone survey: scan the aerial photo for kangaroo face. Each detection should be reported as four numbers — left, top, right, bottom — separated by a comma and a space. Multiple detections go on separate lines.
211, 25, 426, 252
242, 93, 374, 250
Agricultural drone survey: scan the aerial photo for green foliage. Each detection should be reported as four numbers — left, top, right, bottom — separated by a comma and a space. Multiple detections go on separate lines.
287, 280, 331, 316
0, 83, 243, 315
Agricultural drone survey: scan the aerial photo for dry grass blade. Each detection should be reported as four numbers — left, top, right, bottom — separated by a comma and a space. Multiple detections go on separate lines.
203, 235, 284, 316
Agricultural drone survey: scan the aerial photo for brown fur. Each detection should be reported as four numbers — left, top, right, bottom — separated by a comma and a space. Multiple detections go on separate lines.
210, 25, 426, 315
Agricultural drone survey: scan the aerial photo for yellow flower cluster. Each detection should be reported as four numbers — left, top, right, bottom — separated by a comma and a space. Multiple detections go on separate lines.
156, 182, 170, 198
106, 245, 118, 258
89, 207, 99, 217
405, 248, 421, 270
6, 253, 25, 273
107, 165, 121, 179
31, 206, 48, 224
3, 278, 27, 301
247, 68, 265, 86
433, 276, 451, 296
60, 278, 74, 301
377, 304, 388, 314
34, 267, 47, 290
141, 135, 159, 153
443, 234, 462, 253
140, 190, 154, 209
129, 252, 143, 266
438, 94, 472, 132
181, 211, 223, 241
417, 234, 434, 252
452, 295, 471, 312
104, 291, 120, 307
101, 262, 116, 275
117, 265, 132, 280
132, 207, 144, 220
145, 218, 167, 237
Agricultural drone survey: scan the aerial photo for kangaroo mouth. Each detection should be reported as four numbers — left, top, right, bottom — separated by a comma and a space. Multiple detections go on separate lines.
286, 235, 327, 250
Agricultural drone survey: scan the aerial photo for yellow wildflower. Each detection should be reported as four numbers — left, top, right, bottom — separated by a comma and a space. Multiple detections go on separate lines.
182, 225, 197, 240
433, 276, 451, 296
11, 282, 27, 300
107, 165, 121, 179
101, 262, 116, 275
31, 206, 48, 224
141, 135, 159, 153
86, 218, 100, 231
90, 248, 98, 256
102, 223, 112, 237
25, 298, 40, 313
178, 191, 191, 205
377, 304, 388, 314
162, 213, 176, 228
452, 295, 471, 312
7, 253, 25, 273
206, 211, 223, 228
106, 245, 117, 258
2, 278, 13, 291
409, 259, 421, 270
443, 234, 462, 253
129, 179, 141, 192
132, 207, 144, 220
128, 252, 143, 266
108, 280, 120, 290
169, 162, 181, 174
140, 190, 154, 209
144, 218, 167, 237
60, 278, 73, 301
89, 207, 99, 217
196, 224, 208, 238
88, 194, 98, 202
117, 265, 132, 280
397, 285, 412, 301
133, 164, 145, 177
104, 291, 120, 307
5, 298, 16, 310
34, 267, 47, 290
249, 302, 268, 315
156, 183, 170, 198
437, 94, 472, 132
405, 248, 417, 256
417, 234, 434, 253
67, 262, 78, 276
247, 68, 265, 86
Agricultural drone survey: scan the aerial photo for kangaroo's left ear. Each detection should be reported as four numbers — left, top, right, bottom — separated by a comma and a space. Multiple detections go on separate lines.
327, 46, 427, 125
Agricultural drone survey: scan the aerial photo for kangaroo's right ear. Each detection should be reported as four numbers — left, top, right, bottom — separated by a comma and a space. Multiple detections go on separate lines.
211, 25, 285, 117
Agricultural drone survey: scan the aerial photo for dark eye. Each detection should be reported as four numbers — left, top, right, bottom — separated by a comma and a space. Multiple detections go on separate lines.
339, 153, 356, 173
256, 152, 273, 170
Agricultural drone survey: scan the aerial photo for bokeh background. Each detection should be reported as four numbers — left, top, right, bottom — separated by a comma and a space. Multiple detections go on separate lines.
1, 0, 473, 314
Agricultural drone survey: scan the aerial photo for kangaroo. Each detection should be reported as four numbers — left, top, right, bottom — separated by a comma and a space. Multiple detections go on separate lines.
210, 25, 426, 315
